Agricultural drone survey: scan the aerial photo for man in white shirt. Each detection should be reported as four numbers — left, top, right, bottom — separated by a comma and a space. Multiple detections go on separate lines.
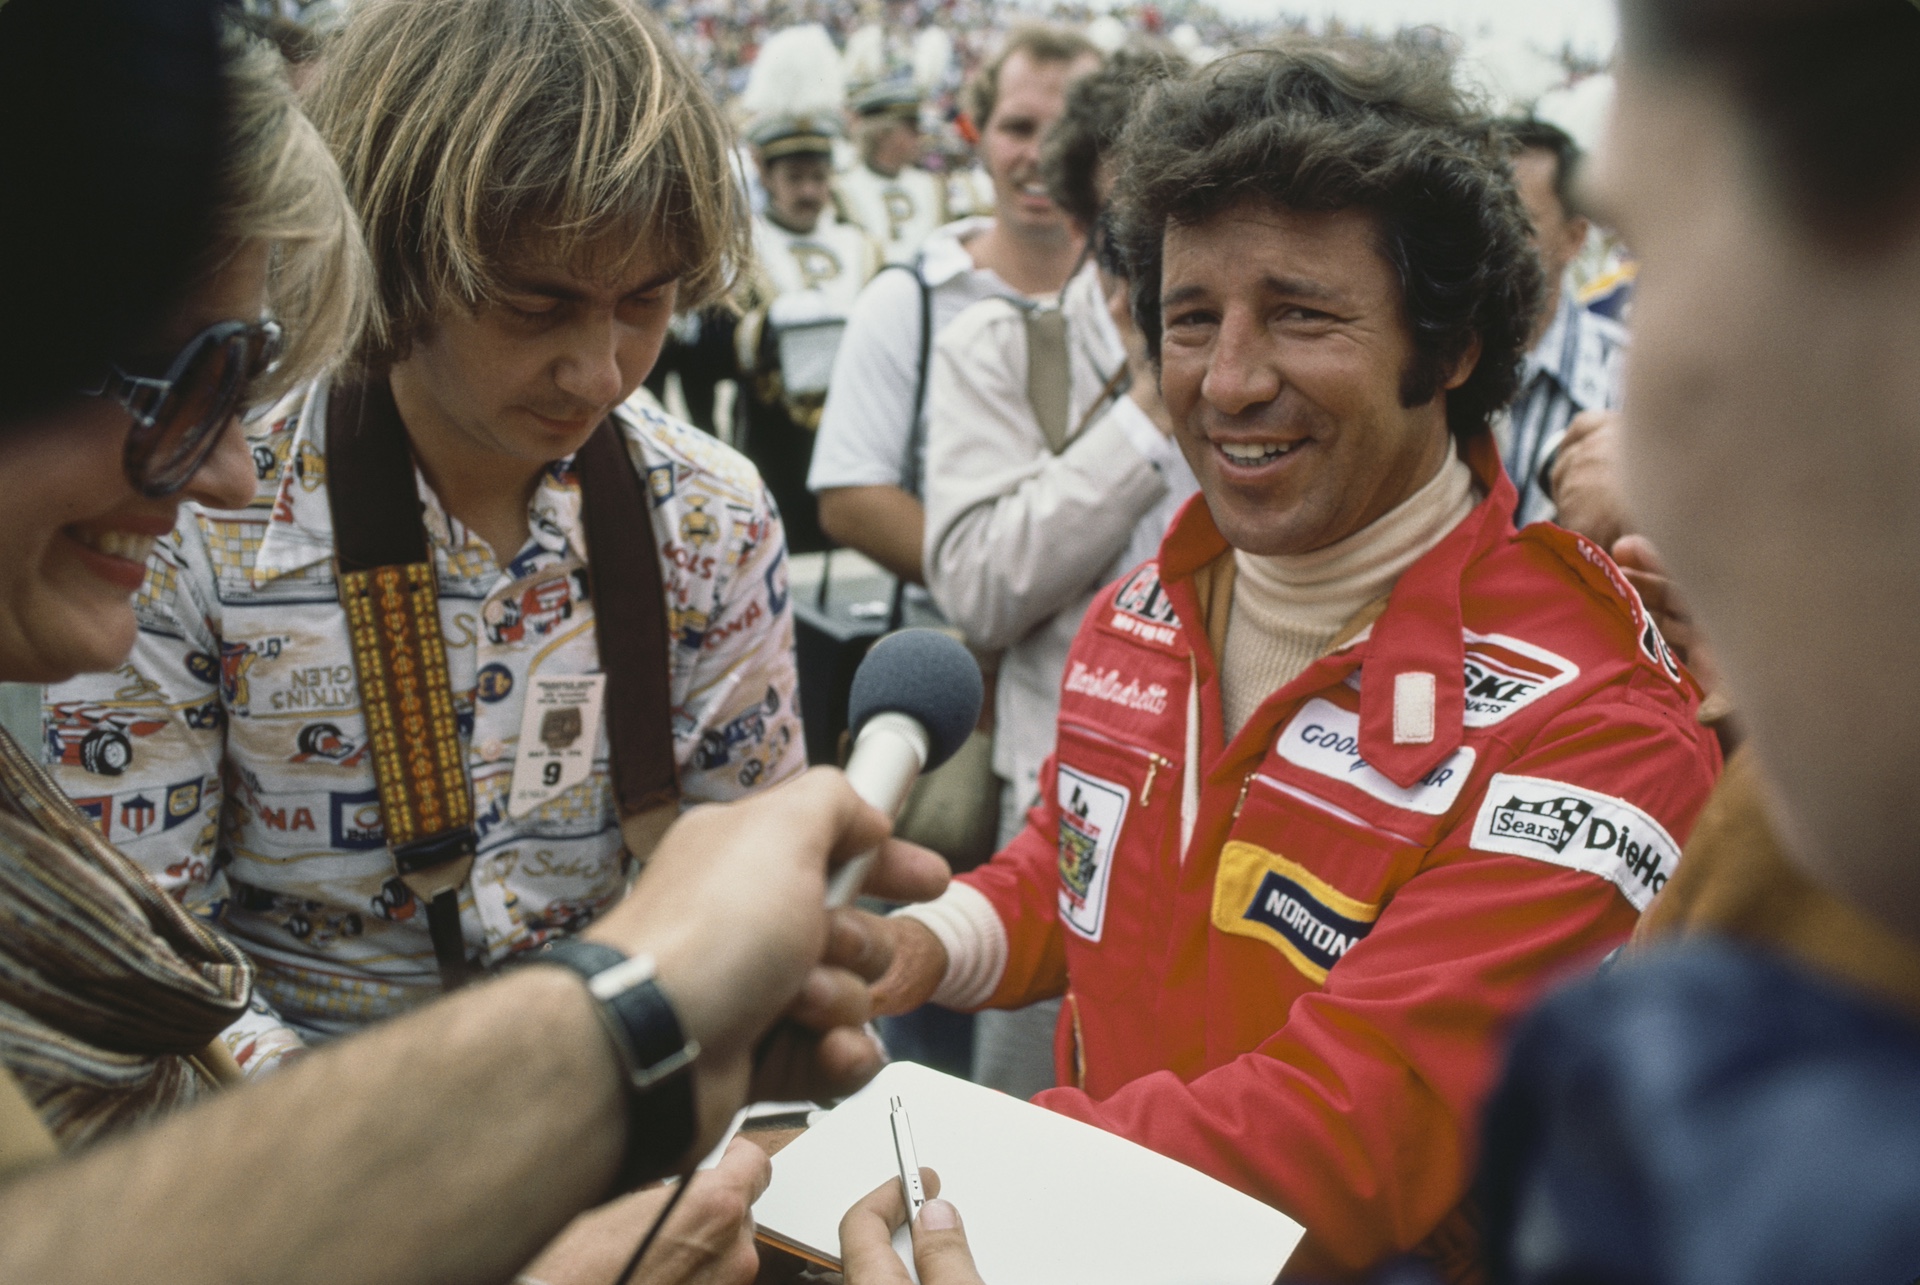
809, 24, 1101, 586
920, 51, 1196, 1096
1497, 117, 1628, 528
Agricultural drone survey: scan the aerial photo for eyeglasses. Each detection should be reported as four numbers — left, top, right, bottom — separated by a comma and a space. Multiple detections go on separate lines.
82, 318, 284, 498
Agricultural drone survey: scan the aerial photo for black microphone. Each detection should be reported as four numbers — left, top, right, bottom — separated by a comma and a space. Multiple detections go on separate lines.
824, 629, 983, 906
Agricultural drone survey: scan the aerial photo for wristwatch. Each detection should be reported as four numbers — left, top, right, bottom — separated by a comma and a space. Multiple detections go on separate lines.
528, 938, 701, 1191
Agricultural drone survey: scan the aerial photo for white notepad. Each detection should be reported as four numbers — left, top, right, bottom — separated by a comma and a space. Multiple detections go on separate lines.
752, 1061, 1303, 1283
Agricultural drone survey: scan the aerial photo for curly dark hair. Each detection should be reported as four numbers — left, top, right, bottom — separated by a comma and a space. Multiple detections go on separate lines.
1111, 39, 1544, 441
1039, 45, 1189, 232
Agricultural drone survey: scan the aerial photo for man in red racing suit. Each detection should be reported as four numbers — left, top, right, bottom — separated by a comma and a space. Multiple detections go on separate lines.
881, 437, 1719, 1277
868, 43, 1723, 1280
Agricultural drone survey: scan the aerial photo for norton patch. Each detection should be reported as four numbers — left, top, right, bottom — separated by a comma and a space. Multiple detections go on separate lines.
1212, 842, 1380, 983
1470, 772, 1681, 911
1102, 564, 1183, 652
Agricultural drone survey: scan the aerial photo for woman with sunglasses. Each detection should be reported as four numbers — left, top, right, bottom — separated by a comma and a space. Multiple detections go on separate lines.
0, 22, 941, 1284
0, 29, 362, 1147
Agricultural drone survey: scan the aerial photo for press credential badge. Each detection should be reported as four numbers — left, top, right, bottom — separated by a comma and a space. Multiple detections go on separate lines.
508, 675, 606, 816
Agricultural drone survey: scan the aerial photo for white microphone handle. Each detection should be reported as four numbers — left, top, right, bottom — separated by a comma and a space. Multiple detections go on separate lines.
824, 711, 930, 908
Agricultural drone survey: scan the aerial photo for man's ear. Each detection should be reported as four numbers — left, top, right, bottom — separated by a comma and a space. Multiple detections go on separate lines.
1443, 334, 1483, 391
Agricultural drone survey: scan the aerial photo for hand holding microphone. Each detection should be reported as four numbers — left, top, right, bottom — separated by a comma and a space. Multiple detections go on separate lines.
826, 630, 985, 908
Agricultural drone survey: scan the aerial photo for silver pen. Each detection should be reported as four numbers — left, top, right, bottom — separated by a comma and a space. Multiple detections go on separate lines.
889, 1095, 927, 1219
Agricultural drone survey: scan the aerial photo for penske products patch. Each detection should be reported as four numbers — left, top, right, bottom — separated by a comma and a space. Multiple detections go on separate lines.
1275, 698, 1476, 815
1461, 631, 1579, 727
1057, 763, 1130, 942
1211, 841, 1380, 983
1470, 773, 1680, 911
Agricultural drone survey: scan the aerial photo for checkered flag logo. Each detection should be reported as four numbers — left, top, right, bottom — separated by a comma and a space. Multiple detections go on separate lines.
1490, 792, 1594, 853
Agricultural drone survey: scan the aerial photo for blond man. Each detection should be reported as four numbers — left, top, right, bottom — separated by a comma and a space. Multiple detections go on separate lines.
45, 0, 804, 1072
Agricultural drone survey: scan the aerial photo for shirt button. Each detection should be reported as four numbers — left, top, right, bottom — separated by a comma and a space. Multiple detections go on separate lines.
480, 739, 504, 762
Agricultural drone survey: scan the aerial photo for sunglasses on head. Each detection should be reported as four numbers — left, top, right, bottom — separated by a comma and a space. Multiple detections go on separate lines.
81, 317, 284, 498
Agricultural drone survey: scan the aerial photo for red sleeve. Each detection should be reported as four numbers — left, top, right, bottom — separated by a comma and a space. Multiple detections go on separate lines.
1034, 697, 1718, 1278
956, 752, 1070, 1010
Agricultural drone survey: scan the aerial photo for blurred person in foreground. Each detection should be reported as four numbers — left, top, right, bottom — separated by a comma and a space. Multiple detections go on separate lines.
808, 24, 1101, 587
918, 46, 1196, 1099
870, 40, 1721, 1281
1479, 1, 1920, 1281
43, 0, 805, 1073
0, 15, 945, 1285
1493, 117, 1628, 532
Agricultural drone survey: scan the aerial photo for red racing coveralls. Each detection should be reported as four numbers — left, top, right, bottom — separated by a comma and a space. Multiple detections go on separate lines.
956, 440, 1722, 1278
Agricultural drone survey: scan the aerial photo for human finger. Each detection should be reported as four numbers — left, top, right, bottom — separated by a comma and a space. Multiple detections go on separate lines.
1560, 407, 1612, 448
823, 909, 896, 983
837, 1169, 943, 1285
1610, 534, 1670, 579
751, 1023, 884, 1103
784, 965, 874, 1032
633, 1145, 767, 1285
856, 837, 951, 905
708, 1134, 774, 1205
911, 1198, 987, 1285
867, 916, 949, 1017
1619, 565, 1684, 624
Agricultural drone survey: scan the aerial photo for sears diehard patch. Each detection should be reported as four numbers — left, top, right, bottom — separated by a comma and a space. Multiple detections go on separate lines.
1057, 763, 1130, 942
1211, 841, 1380, 983
1470, 773, 1680, 911
1105, 564, 1182, 651
1275, 698, 1475, 815
1461, 632, 1579, 727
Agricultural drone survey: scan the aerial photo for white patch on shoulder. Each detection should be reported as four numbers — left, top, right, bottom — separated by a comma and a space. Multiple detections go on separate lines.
1470, 772, 1679, 911
1461, 631, 1580, 727
1275, 698, 1475, 815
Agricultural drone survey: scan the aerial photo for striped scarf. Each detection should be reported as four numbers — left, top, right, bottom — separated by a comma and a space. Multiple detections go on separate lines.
0, 727, 252, 1149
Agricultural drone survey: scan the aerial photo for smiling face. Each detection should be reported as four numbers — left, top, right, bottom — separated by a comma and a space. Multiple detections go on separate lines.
980, 49, 1099, 242
389, 243, 679, 474
1157, 201, 1465, 557
1594, 55, 1920, 928
0, 247, 264, 684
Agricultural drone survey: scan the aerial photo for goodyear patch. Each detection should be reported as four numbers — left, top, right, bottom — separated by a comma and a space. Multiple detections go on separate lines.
1211, 842, 1380, 983
1275, 698, 1475, 815
1470, 773, 1680, 911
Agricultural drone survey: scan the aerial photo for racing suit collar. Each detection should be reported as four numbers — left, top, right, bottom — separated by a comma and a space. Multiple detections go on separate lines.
1157, 432, 1518, 789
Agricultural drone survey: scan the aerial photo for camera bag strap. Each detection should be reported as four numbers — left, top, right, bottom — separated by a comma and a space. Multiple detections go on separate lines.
328, 378, 677, 990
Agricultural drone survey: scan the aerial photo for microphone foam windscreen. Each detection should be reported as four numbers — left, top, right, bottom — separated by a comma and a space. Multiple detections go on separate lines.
847, 629, 983, 772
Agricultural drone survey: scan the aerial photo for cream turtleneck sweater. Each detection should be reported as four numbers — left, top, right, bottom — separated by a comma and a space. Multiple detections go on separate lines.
1219, 450, 1476, 737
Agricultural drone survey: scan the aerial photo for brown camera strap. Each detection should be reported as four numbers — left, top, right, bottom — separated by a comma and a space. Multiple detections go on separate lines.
328, 379, 677, 990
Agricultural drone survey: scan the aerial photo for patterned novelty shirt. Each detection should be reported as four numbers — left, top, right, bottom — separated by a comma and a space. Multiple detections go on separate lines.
43, 381, 804, 1071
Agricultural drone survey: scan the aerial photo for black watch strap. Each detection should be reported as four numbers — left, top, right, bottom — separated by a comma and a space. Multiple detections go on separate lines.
531, 939, 699, 1191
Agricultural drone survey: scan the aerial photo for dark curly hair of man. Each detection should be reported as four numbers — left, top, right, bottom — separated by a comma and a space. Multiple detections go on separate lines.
1111, 39, 1544, 441
1039, 45, 1189, 233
